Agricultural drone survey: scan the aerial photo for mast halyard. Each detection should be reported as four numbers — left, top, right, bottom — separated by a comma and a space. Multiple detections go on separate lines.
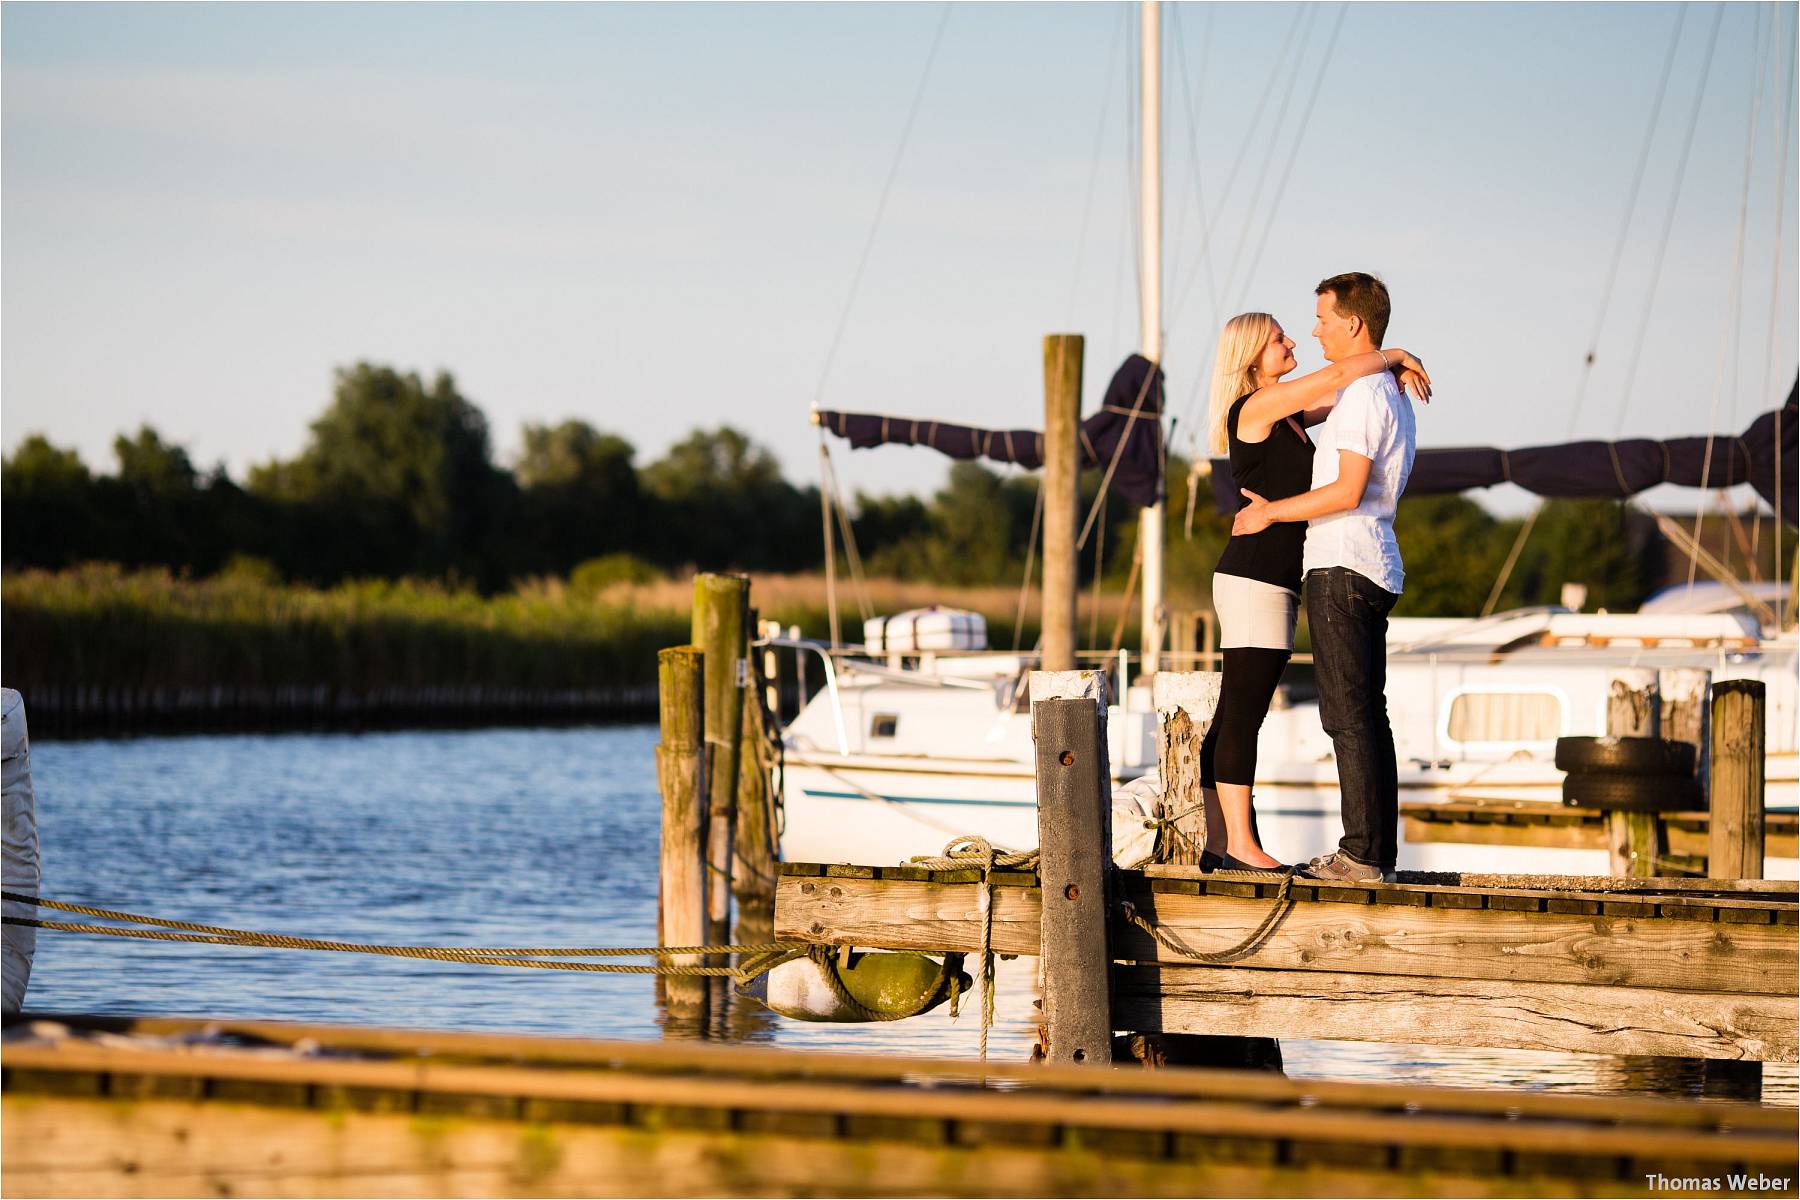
1138, 0, 1165, 675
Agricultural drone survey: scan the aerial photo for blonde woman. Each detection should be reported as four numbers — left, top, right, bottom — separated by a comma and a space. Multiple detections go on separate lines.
1199, 312, 1428, 869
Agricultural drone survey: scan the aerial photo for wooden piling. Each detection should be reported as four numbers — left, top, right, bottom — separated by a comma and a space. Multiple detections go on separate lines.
1032, 684, 1112, 1066
1706, 680, 1768, 1100
1041, 334, 1083, 672
1660, 666, 1711, 793
1153, 672, 1223, 865
733, 608, 777, 921
656, 647, 708, 1019
1709, 679, 1766, 880
693, 575, 749, 956
1605, 668, 1663, 877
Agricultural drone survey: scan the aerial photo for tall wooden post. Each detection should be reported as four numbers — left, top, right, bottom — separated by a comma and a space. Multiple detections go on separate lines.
1605, 668, 1663, 878
1708, 680, 1766, 880
656, 647, 708, 1019
733, 608, 778, 928
1705, 679, 1766, 1099
1042, 334, 1084, 672
693, 575, 749, 958
1031, 671, 1112, 1065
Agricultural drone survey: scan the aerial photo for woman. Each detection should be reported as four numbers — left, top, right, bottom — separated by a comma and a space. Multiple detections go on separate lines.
1198, 313, 1428, 869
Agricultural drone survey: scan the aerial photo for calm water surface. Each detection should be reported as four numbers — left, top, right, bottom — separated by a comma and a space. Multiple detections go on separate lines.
21, 725, 1794, 1104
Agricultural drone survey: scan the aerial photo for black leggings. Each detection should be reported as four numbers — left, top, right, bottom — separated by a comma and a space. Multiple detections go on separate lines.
1199, 647, 1291, 788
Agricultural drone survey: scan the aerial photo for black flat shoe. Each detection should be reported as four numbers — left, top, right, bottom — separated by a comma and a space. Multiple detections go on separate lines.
1220, 854, 1291, 874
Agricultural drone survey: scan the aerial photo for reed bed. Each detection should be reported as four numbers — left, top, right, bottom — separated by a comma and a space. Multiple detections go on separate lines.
0, 566, 1141, 696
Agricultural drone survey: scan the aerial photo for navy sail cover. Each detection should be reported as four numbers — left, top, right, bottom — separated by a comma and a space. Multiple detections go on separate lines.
1209, 382, 1798, 526
819, 354, 1166, 508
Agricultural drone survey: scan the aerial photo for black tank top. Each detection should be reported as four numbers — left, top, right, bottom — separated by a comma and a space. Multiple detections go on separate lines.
1214, 394, 1315, 593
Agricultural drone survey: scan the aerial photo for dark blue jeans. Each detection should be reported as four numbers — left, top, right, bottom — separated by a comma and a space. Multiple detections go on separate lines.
1305, 566, 1400, 869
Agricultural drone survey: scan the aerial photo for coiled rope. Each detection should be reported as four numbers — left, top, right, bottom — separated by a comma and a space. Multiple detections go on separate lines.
907, 837, 1038, 1062
1, 892, 807, 983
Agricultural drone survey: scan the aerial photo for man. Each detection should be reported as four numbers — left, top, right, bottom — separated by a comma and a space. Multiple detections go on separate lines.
1231, 272, 1416, 883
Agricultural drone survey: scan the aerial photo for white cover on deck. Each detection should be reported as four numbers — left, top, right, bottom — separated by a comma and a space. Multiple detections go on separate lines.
3, 688, 38, 1014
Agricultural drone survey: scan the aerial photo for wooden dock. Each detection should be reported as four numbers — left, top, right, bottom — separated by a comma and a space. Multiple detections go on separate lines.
775, 681, 1797, 1080
1402, 798, 1798, 870
778, 862, 1798, 1063
5, 1014, 1796, 1198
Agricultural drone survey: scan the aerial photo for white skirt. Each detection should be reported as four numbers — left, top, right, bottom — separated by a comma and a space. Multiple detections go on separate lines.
1211, 571, 1298, 651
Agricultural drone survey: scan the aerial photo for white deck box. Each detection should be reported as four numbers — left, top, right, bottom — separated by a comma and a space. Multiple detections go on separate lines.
863, 608, 988, 653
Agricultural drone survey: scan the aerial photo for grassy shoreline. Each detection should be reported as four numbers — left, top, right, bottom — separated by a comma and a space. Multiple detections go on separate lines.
1, 565, 1141, 699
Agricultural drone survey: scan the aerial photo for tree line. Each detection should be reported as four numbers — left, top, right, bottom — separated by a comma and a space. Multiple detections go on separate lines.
3, 360, 1663, 615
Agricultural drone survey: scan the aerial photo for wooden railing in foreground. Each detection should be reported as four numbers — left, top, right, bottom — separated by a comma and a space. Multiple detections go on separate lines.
4, 1015, 1795, 1198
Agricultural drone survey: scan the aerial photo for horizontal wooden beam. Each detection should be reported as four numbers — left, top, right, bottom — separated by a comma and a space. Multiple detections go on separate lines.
1114, 966, 1799, 1063
23, 1012, 1790, 1134
10, 1091, 1785, 1200
777, 876, 1798, 995
5, 1041, 1794, 1174
1400, 802, 1798, 859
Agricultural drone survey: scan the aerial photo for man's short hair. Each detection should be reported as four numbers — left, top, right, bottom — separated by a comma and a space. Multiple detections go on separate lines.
1315, 272, 1391, 347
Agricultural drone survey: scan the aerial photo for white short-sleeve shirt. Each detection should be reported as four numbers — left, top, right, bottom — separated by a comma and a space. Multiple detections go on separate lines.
1301, 371, 1415, 594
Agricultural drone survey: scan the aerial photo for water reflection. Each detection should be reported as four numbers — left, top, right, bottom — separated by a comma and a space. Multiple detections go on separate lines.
21, 726, 1793, 1105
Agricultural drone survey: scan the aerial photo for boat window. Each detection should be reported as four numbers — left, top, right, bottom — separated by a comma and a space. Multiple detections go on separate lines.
1443, 690, 1565, 744
870, 713, 899, 738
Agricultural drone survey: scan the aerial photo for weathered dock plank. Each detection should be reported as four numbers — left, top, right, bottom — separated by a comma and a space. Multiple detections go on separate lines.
1113, 883, 1797, 994
777, 875, 1043, 956
1113, 966, 1799, 1062
1401, 801, 1799, 860
4, 1023, 1794, 1198
29, 1013, 1793, 1133
7, 1093, 1736, 1200
777, 872, 1798, 995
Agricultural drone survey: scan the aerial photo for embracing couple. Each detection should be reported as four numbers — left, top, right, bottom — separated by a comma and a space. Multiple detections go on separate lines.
1199, 271, 1426, 885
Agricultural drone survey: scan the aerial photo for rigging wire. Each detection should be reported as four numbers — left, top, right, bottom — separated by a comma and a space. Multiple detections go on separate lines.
1160, 3, 1210, 307
1011, 479, 1046, 653
810, 3, 953, 409
1754, 5, 1796, 590
1125, 1, 1144, 353
1233, 3, 1351, 312
1172, 7, 1319, 448
821, 443, 876, 625
1686, 5, 1764, 589
1112, 19, 1139, 357
1608, 2, 1726, 441
1167, 2, 1222, 337
1167, 5, 1309, 335
1564, 4, 1691, 439
1215, 5, 1318, 314
1068, 7, 1130, 329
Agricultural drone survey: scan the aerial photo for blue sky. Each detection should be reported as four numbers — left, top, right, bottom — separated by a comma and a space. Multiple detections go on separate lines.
4, 2, 1794, 516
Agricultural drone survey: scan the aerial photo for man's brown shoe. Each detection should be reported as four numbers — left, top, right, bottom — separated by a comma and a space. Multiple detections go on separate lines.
1300, 851, 1394, 883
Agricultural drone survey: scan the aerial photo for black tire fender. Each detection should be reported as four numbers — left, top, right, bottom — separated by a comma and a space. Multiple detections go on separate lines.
1561, 773, 1702, 813
1555, 736, 1696, 777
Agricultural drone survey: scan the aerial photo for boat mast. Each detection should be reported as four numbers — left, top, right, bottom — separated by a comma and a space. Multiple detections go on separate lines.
1138, 0, 1165, 676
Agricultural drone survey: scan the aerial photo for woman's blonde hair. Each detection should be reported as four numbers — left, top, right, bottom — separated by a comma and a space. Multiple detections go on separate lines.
1207, 312, 1275, 455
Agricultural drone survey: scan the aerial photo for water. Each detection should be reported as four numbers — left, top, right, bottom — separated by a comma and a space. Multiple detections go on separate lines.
18, 725, 1794, 1103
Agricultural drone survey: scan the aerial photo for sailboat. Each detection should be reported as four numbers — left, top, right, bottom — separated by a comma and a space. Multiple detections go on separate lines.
766, 2, 1798, 878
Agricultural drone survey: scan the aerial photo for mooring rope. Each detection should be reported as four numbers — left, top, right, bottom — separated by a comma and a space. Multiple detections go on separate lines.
1118, 869, 1296, 964
2, 892, 807, 982
906, 837, 1038, 1062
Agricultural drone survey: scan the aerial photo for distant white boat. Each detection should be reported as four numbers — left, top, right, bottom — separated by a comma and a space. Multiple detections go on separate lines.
770, 607, 1797, 878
